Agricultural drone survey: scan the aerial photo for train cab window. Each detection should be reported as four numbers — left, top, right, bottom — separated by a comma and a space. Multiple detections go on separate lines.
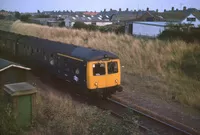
108, 61, 118, 74
93, 63, 106, 76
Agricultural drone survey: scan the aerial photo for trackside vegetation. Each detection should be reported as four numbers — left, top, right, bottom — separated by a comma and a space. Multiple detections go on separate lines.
0, 90, 22, 135
0, 89, 140, 135
28, 91, 140, 135
9, 20, 200, 110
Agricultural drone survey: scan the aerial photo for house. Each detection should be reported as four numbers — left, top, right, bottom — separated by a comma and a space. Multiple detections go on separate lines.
181, 13, 200, 27
83, 11, 99, 16
124, 6, 200, 38
64, 15, 112, 27
156, 6, 200, 27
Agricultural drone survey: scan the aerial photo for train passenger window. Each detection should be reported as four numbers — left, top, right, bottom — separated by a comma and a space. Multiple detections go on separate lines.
93, 63, 106, 76
49, 53, 57, 66
108, 61, 118, 74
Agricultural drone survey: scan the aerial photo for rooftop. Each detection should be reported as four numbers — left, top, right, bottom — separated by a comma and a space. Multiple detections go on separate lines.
0, 58, 31, 72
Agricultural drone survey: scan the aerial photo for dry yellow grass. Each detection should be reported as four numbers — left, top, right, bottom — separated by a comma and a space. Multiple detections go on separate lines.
9, 20, 200, 110
10, 20, 195, 75
27, 90, 139, 135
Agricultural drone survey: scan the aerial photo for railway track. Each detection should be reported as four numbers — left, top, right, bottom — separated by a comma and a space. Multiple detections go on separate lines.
21, 69, 200, 135
106, 97, 200, 135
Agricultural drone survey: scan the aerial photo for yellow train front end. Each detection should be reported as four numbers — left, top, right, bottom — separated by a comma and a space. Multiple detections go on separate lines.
86, 58, 123, 97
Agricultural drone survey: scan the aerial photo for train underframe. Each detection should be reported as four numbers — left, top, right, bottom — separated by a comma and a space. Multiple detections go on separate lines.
88, 85, 123, 99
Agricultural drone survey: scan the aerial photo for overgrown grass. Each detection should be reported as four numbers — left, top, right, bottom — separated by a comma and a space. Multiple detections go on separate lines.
0, 88, 140, 135
0, 20, 14, 31
27, 91, 139, 135
2, 20, 200, 110
0, 90, 22, 135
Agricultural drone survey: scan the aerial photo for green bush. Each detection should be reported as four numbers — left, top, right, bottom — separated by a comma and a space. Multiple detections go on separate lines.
59, 21, 65, 27
0, 15, 6, 20
73, 21, 88, 29
158, 30, 200, 43
0, 92, 22, 135
20, 14, 31, 22
34, 14, 50, 18
180, 48, 200, 81
14, 12, 21, 19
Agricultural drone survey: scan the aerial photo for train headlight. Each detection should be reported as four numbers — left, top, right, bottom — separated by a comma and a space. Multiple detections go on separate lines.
94, 82, 98, 86
115, 79, 118, 83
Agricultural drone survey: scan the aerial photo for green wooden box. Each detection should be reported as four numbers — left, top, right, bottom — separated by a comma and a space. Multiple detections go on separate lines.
3, 82, 37, 128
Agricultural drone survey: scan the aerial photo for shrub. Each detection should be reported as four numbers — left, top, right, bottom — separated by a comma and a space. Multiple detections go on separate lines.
158, 30, 200, 43
20, 14, 31, 22
0, 15, 6, 20
73, 21, 88, 29
180, 47, 200, 80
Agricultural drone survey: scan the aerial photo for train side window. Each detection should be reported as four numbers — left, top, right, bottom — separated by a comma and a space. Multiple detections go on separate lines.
49, 53, 56, 66
93, 63, 106, 76
37, 48, 41, 53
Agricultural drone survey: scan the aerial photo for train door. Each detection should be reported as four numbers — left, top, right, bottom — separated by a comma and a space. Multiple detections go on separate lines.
62, 58, 72, 82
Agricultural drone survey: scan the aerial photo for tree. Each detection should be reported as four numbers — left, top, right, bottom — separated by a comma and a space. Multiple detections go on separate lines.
59, 21, 65, 27
0, 15, 5, 19
20, 14, 31, 22
15, 11, 21, 19
37, 10, 40, 14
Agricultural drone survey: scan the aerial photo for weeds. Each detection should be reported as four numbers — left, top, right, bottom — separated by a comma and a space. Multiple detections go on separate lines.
28, 91, 139, 135
0, 90, 22, 135
4, 20, 200, 109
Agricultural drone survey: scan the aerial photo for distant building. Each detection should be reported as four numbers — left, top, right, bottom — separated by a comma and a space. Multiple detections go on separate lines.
125, 21, 169, 37
64, 15, 112, 27
181, 13, 200, 27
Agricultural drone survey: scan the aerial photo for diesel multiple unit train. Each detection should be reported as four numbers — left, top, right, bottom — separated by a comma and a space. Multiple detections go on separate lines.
0, 30, 123, 97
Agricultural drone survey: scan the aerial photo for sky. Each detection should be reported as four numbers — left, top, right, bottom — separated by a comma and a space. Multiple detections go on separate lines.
0, 0, 199, 13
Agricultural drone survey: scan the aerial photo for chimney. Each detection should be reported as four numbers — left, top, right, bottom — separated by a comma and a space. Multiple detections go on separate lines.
147, 7, 149, 11
119, 8, 121, 11
110, 8, 112, 11
126, 8, 129, 11
172, 7, 174, 11
183, 6, 187, 11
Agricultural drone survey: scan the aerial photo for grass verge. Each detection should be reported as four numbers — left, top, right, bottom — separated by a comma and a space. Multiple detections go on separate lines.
1, 20, 200, 110
27, 91, 140, 135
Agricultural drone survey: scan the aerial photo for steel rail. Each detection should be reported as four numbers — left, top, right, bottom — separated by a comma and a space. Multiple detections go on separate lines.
107, 97, 199, 135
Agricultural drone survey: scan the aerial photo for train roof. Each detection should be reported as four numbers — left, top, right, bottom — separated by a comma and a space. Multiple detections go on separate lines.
18, 34, 119, 62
